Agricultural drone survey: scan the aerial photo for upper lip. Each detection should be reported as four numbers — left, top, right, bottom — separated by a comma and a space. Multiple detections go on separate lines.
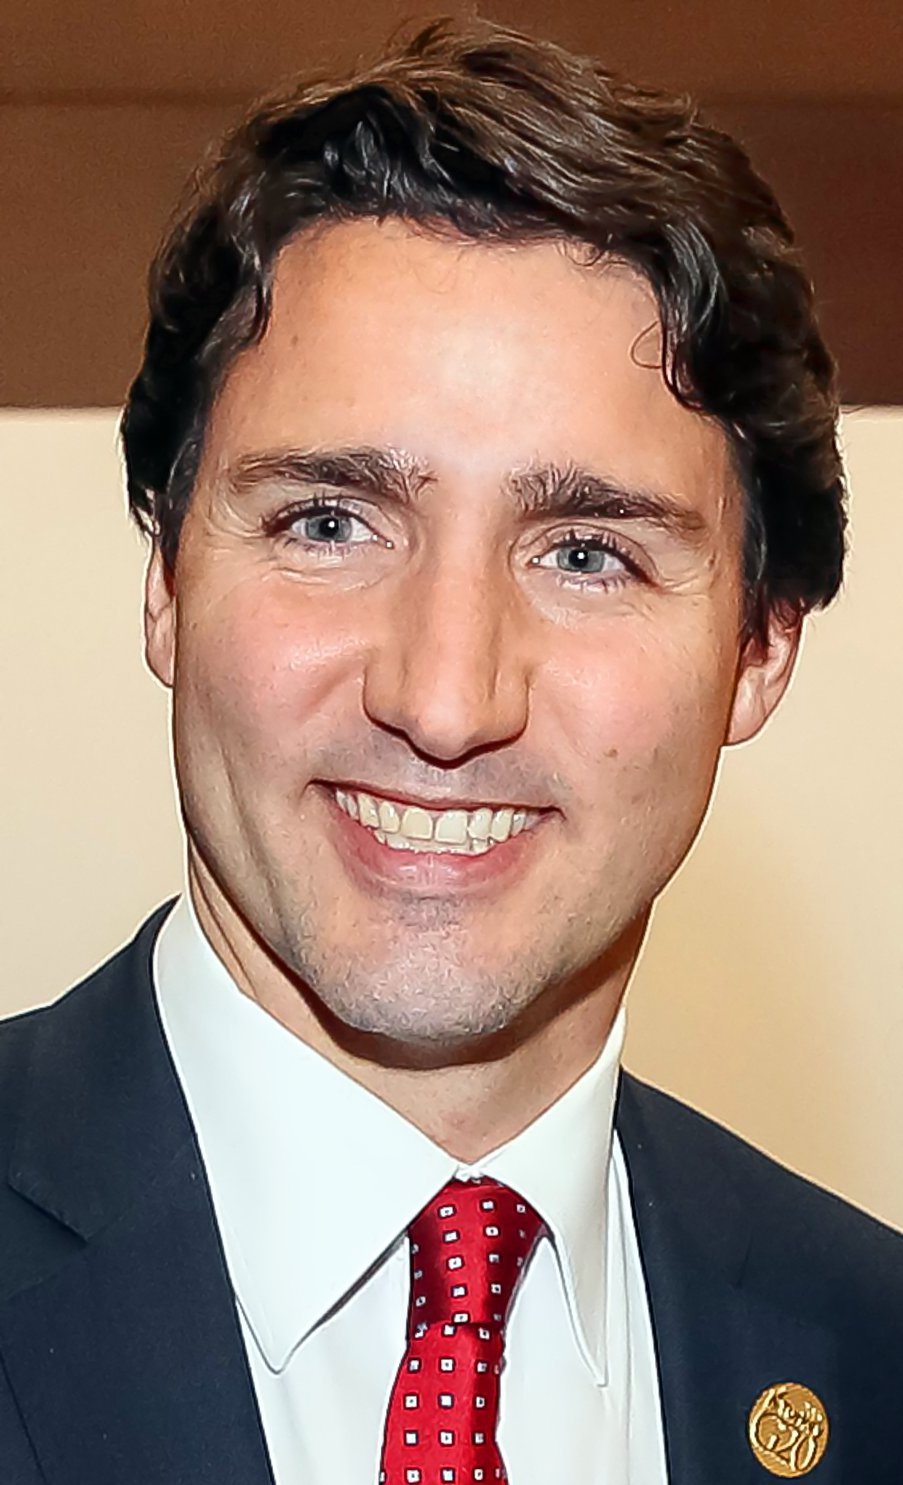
325, 781, 549, 814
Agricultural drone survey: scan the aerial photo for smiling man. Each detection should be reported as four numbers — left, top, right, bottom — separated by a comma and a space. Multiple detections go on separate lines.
1, 16, 901, 1485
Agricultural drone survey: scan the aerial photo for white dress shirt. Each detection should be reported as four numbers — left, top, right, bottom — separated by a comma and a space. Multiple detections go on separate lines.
154, 893, 668, 1484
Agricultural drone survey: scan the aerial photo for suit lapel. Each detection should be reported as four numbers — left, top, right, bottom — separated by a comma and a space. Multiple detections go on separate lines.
0, 907, 274, 1485
617, 1074, 842, 1485
3, 912, 847, 1484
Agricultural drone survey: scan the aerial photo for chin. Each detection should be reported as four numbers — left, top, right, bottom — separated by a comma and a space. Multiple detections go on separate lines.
303, 967, 532, 1063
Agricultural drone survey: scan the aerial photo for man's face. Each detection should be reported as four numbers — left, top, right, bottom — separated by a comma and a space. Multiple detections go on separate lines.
147, 219, 795, 1055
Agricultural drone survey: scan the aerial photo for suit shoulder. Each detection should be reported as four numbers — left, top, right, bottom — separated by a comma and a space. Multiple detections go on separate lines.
0, 904, 175, 1115
0, 904, 178, 1294
619, 1072, 903, 1317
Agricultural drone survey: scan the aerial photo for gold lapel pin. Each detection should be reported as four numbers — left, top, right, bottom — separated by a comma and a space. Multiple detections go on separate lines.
748, 1382, 829, 1476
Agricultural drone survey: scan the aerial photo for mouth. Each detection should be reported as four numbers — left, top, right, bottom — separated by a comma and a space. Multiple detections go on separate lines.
332, 785, 545, 857
320, 783, 550, 894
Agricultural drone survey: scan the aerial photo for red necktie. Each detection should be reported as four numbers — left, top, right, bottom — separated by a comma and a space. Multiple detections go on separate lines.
379, 1176, 545, 1485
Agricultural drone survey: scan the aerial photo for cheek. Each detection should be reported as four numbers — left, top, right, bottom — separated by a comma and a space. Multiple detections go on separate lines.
553, 625, 733, 812
175, 578, 362, 768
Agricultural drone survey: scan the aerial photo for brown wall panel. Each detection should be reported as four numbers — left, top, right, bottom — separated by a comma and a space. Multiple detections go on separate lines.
0, 101, 238, 407
2, 27, 901, 405
4, 0, 903, 102
710, 100, 903, 408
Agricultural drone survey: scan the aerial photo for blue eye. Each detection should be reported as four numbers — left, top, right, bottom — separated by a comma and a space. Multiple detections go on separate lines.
301, 511, 357, 544
539, 534, 637, 583
270, 501, 377, 550
555, 541, 620, 575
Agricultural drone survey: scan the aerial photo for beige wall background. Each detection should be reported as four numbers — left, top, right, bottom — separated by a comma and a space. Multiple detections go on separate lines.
2, 407, 901, 1229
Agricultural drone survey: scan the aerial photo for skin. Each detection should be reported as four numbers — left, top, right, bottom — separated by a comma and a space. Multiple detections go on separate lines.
145, 218, 800, 1160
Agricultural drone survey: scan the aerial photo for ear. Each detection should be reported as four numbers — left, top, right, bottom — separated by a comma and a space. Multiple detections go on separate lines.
144, 546, 177, 689
727, 608, 803, 746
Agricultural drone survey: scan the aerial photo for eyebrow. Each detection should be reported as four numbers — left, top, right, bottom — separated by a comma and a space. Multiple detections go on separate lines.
508, 459, 711, 542
226, 445, 712, 544
228, 446, 435, 504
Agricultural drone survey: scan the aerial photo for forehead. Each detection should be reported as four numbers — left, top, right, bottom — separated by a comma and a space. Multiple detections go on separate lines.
205, 217, 740, 526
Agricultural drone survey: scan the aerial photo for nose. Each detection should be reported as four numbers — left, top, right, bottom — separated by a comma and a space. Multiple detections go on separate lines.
362, 554, 531, 763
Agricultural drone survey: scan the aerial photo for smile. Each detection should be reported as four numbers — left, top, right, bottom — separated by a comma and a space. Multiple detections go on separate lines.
333, 788, 543, 856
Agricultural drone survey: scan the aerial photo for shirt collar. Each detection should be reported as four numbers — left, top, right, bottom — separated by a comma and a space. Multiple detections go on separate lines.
463, 1008, 624, 1385
153, 893, 624, 1384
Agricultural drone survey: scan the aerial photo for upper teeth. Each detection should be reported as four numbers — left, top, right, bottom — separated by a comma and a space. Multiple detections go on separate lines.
334, 789, 535, 854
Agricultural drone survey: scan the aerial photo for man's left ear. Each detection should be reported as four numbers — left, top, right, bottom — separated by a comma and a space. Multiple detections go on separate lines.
727, 608, 803, 746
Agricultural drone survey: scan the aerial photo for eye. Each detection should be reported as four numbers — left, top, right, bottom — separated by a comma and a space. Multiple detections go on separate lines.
266, 500, 381, 550
554, 541, 621, 576
533, 532, 640, 584
293, 506, 370, 546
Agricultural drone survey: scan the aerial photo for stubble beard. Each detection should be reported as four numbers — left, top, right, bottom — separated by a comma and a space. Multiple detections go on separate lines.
268, 885, 615, 1067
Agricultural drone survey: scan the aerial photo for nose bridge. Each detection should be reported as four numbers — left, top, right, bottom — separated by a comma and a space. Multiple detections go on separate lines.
363, 546, 530, 761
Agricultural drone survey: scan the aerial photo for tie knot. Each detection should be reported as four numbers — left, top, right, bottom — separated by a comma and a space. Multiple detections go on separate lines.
407, 1177, 544, 1336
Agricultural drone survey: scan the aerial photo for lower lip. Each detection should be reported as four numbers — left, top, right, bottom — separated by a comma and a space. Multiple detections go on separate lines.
321, 788, 547, 897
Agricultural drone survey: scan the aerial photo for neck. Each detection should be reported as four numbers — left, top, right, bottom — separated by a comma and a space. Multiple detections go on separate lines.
188, 864, 644, 1163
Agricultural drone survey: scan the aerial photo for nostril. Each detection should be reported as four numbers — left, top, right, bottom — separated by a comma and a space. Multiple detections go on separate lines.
361, 657, 530, 763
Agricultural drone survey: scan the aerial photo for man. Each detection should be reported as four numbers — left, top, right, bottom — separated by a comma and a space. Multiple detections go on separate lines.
1, 15, 900, 1484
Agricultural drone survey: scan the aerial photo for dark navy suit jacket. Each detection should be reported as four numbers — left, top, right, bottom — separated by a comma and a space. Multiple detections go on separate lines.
2, 904, 902, 1483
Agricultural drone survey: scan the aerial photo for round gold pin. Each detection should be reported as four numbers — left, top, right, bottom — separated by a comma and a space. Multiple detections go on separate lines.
748, 1383, 829, 1477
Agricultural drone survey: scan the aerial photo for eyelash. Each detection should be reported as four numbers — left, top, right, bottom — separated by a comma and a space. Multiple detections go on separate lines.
263, 500, 644, 586
264, 498, 373, 536
540, 527, 642, 587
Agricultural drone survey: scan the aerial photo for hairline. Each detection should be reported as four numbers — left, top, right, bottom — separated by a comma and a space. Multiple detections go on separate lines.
161, 209, 766, 637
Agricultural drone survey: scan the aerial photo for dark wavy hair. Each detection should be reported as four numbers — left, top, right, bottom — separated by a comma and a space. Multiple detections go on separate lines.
121, 15, 846, 644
